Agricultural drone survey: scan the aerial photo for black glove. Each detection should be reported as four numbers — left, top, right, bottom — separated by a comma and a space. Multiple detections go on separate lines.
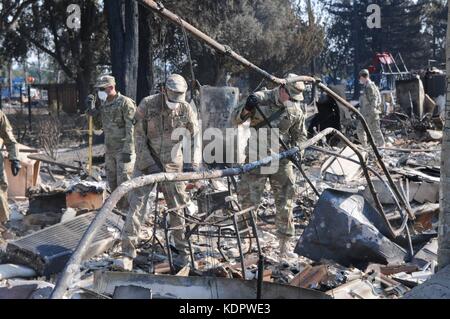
244, 94, 259, 111
11, 160, 21, 177
121, 153, 132, 163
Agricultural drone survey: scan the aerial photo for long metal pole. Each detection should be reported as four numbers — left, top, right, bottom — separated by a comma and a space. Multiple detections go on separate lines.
27, 84, 32, 131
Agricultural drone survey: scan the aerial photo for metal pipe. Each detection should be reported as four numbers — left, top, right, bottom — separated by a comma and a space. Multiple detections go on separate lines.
27, 84, 32, 131
232, 214, 247, 280
256, 254, 264, 299
164, 213, 175, 274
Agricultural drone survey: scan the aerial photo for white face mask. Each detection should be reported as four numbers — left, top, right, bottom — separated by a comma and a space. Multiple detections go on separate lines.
164, 94, 180, 110
98, 90, 108, 102
166, 100, 179, 110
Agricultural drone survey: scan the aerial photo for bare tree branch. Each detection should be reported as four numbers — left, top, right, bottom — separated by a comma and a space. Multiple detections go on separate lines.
0, 0, 34, 31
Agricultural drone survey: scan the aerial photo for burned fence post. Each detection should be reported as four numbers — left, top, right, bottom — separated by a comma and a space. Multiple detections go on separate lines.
27, 83, 32, 131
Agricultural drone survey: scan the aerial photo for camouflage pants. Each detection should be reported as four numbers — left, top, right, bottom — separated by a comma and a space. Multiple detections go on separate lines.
0, 156, 9, 224
105, 151, 135, 209
356, 112, 385, 148
121, 164, 158, 258
238, 159, 295, 237
121, 162, 191, 259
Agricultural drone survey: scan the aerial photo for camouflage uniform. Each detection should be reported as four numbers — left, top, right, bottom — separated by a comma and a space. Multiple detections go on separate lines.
0, 111, 19, 224
231, 85, 307, 239
357, 79, 385, 148
93, 92, 136, 208
121, 89, 199, 260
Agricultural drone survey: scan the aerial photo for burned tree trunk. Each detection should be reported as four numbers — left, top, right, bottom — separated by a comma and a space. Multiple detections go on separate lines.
438, 4, 450, 269
76, 1, 98, 111
105, 0, 139, 100
136, 5, 153, 104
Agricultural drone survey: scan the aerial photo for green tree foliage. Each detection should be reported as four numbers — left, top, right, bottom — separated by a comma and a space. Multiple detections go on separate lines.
12, 0, 109, 110
0, 1, 33, 67
420, 0, 447, 64
320, 0, 445, 86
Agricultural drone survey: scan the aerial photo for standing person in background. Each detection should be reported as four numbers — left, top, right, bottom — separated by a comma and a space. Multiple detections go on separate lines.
87, 75, 136, 209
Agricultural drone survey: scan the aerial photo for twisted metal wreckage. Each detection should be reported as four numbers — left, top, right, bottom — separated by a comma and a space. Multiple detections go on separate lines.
50, 0, 415, 298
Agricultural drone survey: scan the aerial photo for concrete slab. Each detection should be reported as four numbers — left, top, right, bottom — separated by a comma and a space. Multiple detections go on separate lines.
403, 265, 450, 299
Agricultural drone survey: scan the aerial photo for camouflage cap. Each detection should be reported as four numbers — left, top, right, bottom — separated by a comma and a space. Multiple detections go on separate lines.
359, 69, 370, 77
95, 75, 116, 88
284, 73, 305, 101
166, 74, 188, 94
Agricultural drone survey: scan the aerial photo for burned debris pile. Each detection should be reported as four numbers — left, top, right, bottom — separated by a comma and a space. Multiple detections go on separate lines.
0, 0, 448, 301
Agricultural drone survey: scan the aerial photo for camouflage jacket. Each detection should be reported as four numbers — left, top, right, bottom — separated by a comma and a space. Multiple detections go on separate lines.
0, 110, 19, 161
135, 93, 199, 170
93, 93, 136, 154
231, 88, 307, 154
359, 80, 383, 116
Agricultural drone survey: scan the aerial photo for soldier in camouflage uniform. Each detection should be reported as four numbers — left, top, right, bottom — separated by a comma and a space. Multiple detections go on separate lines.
357, 69, 385, 148
117, 74, 199, 270
89, 75, 136, 209
0, 110, 21, 234
231, 73, 307, 259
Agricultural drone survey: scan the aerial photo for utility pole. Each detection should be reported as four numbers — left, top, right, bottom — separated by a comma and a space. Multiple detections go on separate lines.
438, 3, 450, 269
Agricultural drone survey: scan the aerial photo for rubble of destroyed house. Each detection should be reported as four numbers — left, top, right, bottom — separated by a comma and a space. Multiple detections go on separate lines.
0, 62, 446, 300
1, 0, 450, 301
